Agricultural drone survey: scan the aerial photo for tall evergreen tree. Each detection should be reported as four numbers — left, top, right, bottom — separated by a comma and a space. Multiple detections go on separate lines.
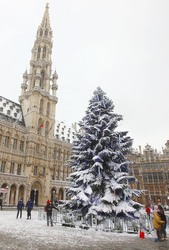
67, 87, 142, 218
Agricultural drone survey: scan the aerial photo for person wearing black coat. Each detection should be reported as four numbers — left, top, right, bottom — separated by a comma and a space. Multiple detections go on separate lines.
158, 205, 167, 240
0, 197, 2, 210
16, 198, 24, 219
44, 199, 59, 226
26, 198, 33, 219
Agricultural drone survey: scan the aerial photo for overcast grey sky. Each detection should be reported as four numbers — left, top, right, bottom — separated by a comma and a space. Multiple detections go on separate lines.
0, 0, 169, 152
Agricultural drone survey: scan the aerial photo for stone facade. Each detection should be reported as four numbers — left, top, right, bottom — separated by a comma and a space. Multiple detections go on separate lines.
0, 4, 74, 206
129, 143, 169, 206
1, 4, 169, 209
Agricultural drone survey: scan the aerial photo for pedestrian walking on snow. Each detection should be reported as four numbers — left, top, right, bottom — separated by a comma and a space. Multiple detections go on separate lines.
26, 198, 33, 219
153, 205, 165, 241
16, 198, 24, 219
158, 204, 167, 241
0, 195, 3, 210
44, 199, 59, 226
145, 205, 151, 219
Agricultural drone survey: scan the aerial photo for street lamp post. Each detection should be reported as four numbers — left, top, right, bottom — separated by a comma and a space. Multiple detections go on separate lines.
52, 190, 56, 204
34, 189, 36, 206
167, 195, 169, 205
5, 186, 8, 205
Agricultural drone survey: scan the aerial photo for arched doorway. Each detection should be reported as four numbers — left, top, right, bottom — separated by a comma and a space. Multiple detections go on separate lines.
0, 183, 8, 205
51, 188, 57, 203
58, 188, 64, 200
18, 185, 25, 201
31, 181, 42, 206
30, 189, 39, 206
9, 184, 17, 205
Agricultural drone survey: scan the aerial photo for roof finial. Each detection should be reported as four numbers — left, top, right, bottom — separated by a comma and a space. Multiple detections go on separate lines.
46, 2, 49, 9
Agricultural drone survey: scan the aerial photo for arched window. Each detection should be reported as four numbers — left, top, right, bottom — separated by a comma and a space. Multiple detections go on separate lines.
4, 132, 10, 148
45, 18, 47, 27
58, 148, 62, 160
40, 71, 45, 89
42, 47, 46, 59
17, 164, 21, 175
37, 118, 44, 135
20, 136, 25, 151
40, 29, 43, 36
39, 99, 43, 114
32, 70, 36, 88
13, 134, 18, 150
45, 121, 49, 136
46, 102, 50, 116
33, 80, 35, 88
37, 47, 41, 59
53, 148, 57, 160
1, 161, 6, 173
45, 29, 48, 37
58, 188, 64, 200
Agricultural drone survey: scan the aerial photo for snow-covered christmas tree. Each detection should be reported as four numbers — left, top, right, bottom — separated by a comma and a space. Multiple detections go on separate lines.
66, 87, 143, 219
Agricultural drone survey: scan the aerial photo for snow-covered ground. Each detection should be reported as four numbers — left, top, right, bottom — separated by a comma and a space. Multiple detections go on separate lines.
0, 209, 168, 250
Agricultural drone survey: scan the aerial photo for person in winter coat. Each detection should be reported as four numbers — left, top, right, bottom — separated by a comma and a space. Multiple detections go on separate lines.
0, 197, 3, 210
26, 198, 33, 219
16, 198, 24, 219
145, 205, 151, 219
158, 205, 167, 240
153, 205, 165, 241
44, 199, 59, 226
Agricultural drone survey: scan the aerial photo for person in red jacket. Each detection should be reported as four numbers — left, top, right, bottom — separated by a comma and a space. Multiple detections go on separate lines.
145, 205, 151, 219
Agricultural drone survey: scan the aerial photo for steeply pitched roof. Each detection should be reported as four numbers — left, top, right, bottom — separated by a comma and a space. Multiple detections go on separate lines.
0, 96, 25, 126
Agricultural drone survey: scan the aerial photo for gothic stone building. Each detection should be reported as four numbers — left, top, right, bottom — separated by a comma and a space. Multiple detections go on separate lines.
129, 143, 169, 207
1, 4, 169, 209
0, 4, 73, 206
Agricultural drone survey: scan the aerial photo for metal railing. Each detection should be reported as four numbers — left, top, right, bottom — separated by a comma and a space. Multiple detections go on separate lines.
38, 208, 169, 233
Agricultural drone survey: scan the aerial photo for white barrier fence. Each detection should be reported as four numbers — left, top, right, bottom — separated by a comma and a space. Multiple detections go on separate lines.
38, 208, 169, 233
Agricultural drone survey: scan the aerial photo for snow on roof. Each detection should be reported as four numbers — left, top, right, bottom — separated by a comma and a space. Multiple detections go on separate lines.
55, 121, 80, 143
0, 96, 25, 125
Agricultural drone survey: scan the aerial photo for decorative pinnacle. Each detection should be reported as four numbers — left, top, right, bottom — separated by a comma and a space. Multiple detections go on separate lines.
46, 2, 49, 9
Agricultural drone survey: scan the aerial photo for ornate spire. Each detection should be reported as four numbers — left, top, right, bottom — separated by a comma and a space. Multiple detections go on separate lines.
28, 3, 53, 92
19, 3, 58, 139
40, 2, 51, 29
36, 2, 52, 41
